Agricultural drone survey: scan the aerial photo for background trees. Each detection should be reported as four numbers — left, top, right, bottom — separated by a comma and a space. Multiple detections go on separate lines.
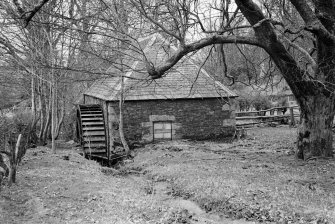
0, 0, 147, 152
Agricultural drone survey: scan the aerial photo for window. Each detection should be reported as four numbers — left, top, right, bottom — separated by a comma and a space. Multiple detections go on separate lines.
288, 95, 295, 102
153, 121, 172, 140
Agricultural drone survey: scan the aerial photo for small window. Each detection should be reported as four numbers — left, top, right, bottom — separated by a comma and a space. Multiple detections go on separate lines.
288, 95, 295, 101
153, 121, 172, 140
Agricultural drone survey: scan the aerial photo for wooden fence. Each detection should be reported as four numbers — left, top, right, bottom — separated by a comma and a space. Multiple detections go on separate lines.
236, 106, 300, 128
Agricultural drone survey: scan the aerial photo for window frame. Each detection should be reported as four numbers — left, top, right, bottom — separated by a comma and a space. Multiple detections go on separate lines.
152, 120, 173, 141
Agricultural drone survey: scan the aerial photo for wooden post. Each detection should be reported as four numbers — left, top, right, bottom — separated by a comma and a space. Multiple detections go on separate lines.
290, 107, 295, 127
104, 102, 111, 167
278, 108, 282, 115
107, 104, 116, 166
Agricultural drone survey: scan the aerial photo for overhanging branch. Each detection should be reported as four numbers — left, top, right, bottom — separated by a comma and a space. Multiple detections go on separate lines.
24, 0, 50, 27
290, 0, 335, 45
12, 0, 51, 27
146, 35, 262, 79
277, 33, 317, 71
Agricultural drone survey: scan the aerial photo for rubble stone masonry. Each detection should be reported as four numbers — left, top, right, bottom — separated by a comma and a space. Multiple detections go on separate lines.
108, 98, 236, 142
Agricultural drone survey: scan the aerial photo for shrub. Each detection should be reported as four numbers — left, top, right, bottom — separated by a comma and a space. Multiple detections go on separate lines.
252, 95, 272, 111
238, 94, 272, 111
0, 109, 35, 186
60, 110, 77, 141
237, 97, 252, 111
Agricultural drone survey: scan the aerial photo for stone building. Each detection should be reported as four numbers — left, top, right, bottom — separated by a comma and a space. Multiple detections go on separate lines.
83, 34, 237, 148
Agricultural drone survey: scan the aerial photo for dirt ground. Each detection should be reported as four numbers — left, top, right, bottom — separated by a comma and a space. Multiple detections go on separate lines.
1, 126, 335, 224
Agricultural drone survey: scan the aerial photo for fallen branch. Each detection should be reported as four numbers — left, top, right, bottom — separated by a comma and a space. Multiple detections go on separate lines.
186, 157, 227, 162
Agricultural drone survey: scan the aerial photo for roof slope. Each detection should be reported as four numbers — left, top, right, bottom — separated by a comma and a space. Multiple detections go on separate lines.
84, 34, 237, 101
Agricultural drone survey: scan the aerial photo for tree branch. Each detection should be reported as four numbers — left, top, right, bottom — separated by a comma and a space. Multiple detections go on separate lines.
12, 0, 24, 15
12, 0, 51, 27
290, 0, 335, 45
24, 0, 50, 27
130, 0, 182, 42
147, 35, 262, 79
277, 33, 317, 71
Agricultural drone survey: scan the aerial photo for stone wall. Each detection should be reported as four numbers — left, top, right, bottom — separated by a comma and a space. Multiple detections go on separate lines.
108, 98, 236, 142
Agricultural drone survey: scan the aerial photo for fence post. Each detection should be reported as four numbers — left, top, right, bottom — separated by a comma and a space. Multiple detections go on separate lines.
290, 107, 295, 127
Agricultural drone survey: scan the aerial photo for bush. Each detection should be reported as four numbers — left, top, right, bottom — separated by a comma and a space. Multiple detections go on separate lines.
0, 109, 35, 186
253, 95, 272, 111
237, 97, 252, 111
60, 109, 77, 141
238, 94, 272, 111
0, 109, 35, 159
0, 117, 11, 148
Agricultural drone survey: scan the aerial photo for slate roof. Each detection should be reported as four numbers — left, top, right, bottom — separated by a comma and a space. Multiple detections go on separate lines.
84, 34, 237, 101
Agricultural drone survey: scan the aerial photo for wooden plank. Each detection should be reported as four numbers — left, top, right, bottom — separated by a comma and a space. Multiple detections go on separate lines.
82, 126, 105, 131
81, 117, 103, 121
236, 106, 300, 117
83, 131, 105, 136
81, 113, 102, 117
89, 154, 108, 160
84, 142, 106, 148
236, 115, 290, 120
81, 113, 103, 117
84, 149, 106, 154
83, 136, 106, 142
80, 109, 101, 112
82, 121, 104, 126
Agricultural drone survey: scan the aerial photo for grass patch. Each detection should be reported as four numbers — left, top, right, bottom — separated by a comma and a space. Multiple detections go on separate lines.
129, 127, 335, 223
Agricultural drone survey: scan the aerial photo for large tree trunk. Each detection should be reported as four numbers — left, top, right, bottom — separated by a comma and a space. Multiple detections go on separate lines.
296, 95, 335, 160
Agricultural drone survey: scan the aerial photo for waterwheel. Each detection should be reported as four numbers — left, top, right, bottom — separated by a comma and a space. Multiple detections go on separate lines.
77, 104, 107, 157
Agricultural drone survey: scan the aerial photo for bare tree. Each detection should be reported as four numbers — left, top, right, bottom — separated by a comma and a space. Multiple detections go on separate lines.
0, 0, 142, 154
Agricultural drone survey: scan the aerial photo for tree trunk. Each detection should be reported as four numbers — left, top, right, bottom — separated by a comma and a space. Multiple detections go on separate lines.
38, 80, 46, 140
8, 134, 22, 186
296, 95, 335, 160
31, 76, 36, 117
51, 82, 56, 153
119, 77, 130, 156
55, 103, 65, 140
41, 95, 52, 144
